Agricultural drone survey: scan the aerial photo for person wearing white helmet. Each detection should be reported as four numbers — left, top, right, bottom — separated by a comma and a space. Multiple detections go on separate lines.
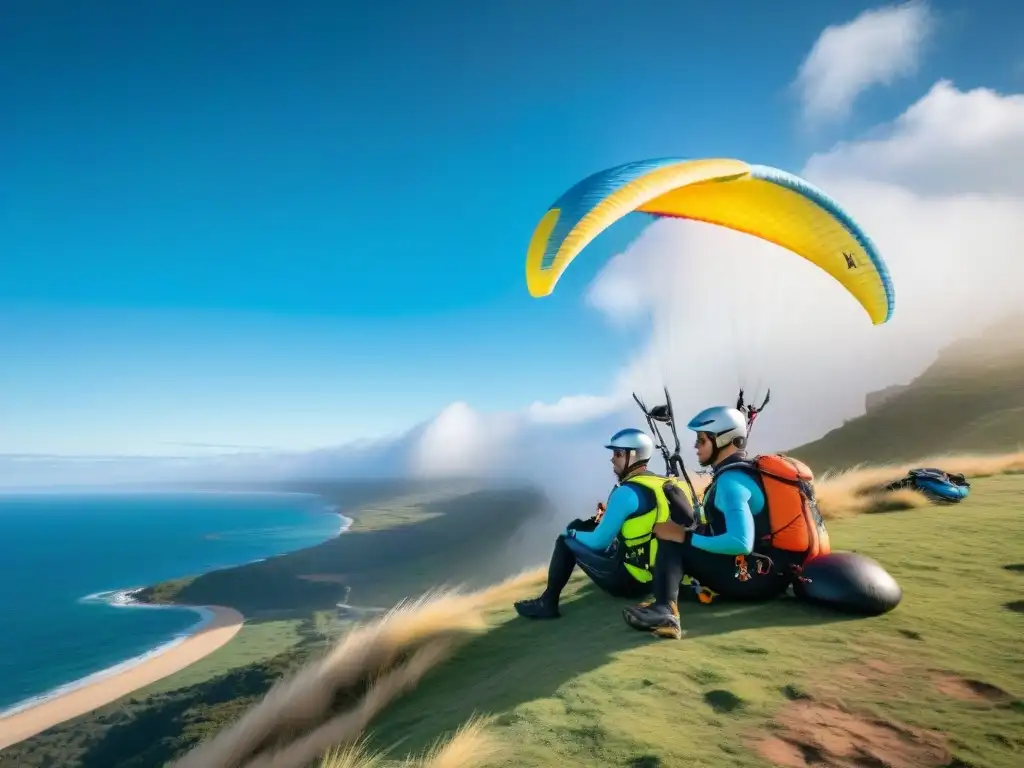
687, 404, 750, 468
513, 427, 687, 622
622, 405, 791, 638
603, 427, 656, 477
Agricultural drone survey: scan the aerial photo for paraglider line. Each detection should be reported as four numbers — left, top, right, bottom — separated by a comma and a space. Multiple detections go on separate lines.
631, 389, 701, 509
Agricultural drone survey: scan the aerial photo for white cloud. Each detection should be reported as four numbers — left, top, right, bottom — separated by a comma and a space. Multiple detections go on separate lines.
409, 401, 518, 479
406, 395, 629, 481
524, 393, 623, 425
804, 80, 1024, 195
794, 1, 934, 124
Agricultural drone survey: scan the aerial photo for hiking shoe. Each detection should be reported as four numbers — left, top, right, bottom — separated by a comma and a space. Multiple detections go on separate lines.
514, 595, 560, 620
623, 602, 683, 639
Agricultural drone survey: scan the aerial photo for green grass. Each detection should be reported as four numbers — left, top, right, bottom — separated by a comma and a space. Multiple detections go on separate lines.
791, 320, 1024, 472
365, 475, 1024, 768
141, 483, 551, 617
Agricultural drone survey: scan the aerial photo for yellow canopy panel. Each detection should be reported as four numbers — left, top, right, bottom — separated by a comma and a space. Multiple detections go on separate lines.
524, 157, 894, 325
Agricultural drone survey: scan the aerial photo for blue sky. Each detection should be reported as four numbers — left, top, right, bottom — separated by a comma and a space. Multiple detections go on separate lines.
2, 0, 1018, 456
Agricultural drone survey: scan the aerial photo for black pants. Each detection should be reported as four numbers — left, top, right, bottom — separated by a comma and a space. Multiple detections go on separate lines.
678, 542, 792, 601
565, 536, 650, 598
541, 520, 650, 603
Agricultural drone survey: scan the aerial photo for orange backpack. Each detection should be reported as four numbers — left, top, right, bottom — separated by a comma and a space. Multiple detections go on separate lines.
719, 454, 831, 560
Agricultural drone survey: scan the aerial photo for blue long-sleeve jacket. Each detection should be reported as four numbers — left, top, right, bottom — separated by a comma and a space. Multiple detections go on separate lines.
690, 469, 765, 555
568, 483, 641, 552
567, 468, 766, 556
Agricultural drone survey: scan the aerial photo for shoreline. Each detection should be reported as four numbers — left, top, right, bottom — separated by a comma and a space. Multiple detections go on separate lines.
0, 505, 349, 717
0, 588, 214, 722
0, 496, 352, 750
0, 602, 244, 750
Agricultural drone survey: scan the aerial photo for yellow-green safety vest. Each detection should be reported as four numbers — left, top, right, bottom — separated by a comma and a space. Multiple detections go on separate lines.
616, 473, 698, 584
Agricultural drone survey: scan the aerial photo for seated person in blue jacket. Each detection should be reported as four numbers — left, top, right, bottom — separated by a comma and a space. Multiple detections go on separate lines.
622, 405, 796, 640
513, 427, 675, 621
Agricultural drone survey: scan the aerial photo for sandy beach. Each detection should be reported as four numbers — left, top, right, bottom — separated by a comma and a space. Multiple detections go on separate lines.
0, 605, 244, 751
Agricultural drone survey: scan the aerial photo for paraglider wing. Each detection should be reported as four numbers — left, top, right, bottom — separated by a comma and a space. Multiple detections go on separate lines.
525, 157, 895, 325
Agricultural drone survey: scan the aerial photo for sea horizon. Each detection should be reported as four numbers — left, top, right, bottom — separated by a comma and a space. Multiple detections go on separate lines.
0, 490, 352, 716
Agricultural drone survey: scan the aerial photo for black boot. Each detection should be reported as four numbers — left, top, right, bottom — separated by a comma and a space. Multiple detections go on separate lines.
622, 600, 681, 638
623, 539, 684, 639
514, 534, 575, 620
514, 594, 561, 619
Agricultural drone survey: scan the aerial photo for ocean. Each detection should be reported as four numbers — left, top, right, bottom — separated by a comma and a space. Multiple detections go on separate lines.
0, 490, 346, 714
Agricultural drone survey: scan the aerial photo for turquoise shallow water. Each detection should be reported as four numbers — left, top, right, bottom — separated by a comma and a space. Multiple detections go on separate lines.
0, 491, 342, 713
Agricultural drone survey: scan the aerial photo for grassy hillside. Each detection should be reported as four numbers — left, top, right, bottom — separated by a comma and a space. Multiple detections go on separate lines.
791, 317, 1024, 472
177, 474, 1023, 768
359, 476, 1023, 768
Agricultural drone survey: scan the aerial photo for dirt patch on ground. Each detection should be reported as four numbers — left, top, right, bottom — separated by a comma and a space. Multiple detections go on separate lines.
754, 659, 953, 767
933, 674, 1013, 704
757, 736, 810, 767
754, 699, 951, 768
753, 659, 1023, 766
296, 573, 349, 584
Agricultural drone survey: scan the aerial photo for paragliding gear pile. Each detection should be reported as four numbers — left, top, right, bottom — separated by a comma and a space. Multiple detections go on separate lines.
631, 388, 703, 524
883, 467, 971, 504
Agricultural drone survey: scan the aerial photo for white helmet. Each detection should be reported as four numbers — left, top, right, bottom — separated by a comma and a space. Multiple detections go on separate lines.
604, 428, 654, 464
686, 406, 748, 449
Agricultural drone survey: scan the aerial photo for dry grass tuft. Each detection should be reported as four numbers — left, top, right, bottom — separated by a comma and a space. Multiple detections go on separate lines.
317, 716, 503, 768
240, 639, 454, 768
412, 716, 505, 768
319, 739, 386, 768
170, 571, 541, 768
